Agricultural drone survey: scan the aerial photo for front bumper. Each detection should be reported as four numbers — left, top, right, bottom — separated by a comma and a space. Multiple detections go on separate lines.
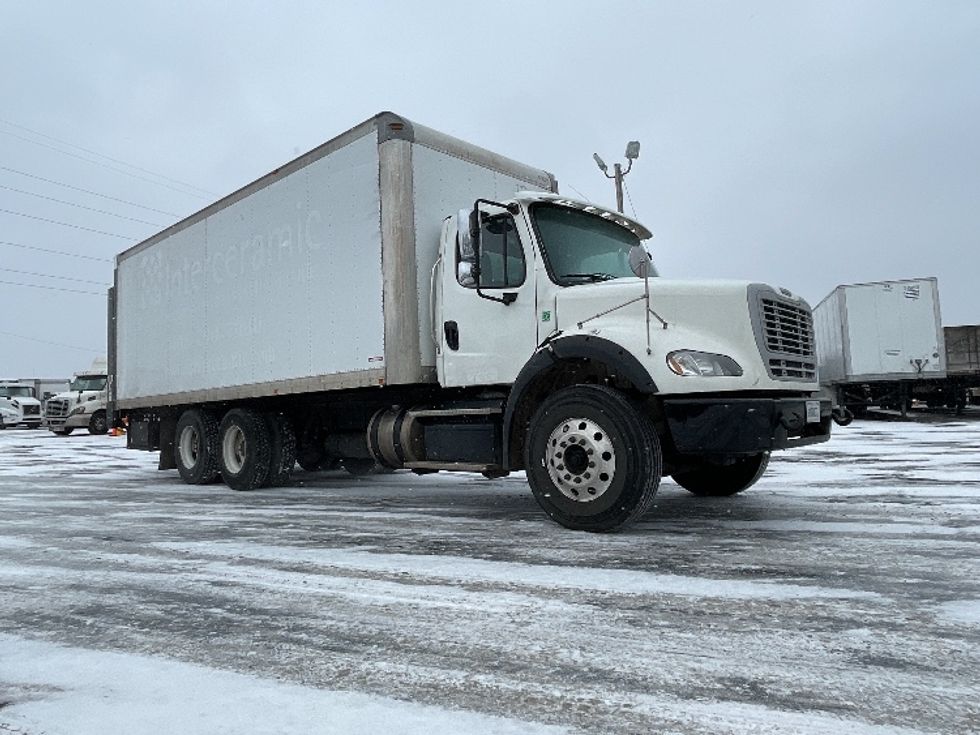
47, 414, 91, 430
661, 396, 832, 455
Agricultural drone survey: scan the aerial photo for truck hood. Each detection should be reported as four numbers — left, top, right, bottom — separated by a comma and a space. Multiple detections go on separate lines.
552, 278, 816, 394
0, 396, 41, 408
51, 390, 105, 406
554, 277, 758, 332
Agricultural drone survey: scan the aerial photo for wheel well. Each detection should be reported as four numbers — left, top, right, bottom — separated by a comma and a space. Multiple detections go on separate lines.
507, 357, 653, 470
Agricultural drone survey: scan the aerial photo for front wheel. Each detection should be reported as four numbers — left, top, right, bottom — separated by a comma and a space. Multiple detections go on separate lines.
671, 452, 770, 496
88, 410, 108, 435
524, 385, 662, 532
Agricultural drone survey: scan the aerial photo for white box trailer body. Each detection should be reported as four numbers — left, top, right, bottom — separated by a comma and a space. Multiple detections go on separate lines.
814, 277, 945, 384
114, 113, 555, 409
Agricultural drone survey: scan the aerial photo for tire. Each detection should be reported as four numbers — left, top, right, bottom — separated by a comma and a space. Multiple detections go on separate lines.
671, 452, 770, 496
174, 409, 220, 485
88, 410, 108, 435
263, 412, 296, 487
296, 418, 335, 472
51, 427, 74, 436
524, 385, 662, 532
218, 408, 272, 491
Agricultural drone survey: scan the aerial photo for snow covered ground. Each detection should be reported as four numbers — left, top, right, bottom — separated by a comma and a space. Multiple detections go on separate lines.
1, 415, 978, 734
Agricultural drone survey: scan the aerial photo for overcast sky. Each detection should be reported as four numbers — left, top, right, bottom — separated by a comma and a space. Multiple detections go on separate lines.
2, 0, 978, 378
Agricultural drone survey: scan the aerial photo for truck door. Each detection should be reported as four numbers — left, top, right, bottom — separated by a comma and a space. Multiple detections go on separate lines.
437, 210, 539, 387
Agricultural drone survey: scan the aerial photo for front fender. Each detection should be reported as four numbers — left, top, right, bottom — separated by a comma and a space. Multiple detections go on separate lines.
501, 335, 657, 469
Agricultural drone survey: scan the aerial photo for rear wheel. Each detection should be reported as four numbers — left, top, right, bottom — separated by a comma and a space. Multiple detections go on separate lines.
263, 412, 296, 487
671, 452, 770, 496
174, 409, 220, 485
88, 410, 108, 435
296, 418, 336, 472
218, 409, 272, 491
524, 385, 661, 532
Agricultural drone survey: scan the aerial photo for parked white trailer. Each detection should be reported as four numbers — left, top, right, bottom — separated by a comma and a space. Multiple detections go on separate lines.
814, 277, 948, 413
112, 112, 834, 531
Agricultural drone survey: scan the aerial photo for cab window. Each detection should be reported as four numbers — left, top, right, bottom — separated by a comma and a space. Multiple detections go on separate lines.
458, 214, 526, 289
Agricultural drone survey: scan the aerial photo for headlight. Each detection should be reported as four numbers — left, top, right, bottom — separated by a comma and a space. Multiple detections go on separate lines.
69, 406, 88, 416
666, 350, 743, 377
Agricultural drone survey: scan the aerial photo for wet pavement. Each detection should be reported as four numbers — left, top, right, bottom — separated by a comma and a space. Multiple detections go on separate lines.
1, 415, 978, 734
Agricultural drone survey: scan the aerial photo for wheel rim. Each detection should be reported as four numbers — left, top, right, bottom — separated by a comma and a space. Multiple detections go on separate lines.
222, 425, 247, 475
545, 416, 616, 502
177, 425, 200, 469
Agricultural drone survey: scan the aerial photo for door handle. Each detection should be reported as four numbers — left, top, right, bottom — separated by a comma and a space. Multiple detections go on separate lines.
444, 321, 459, 351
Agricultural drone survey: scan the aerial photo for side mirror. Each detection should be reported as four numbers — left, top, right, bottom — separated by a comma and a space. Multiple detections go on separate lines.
628, 244, 652, 278
457, 208, 476, 262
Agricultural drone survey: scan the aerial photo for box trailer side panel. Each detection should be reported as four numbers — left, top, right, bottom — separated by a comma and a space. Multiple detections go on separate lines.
839, 278, 945, 381
116, 131, 384, 406
944, 325, 980, 376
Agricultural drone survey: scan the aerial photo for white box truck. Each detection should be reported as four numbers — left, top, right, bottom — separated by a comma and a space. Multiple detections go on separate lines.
814, 277, 946, 413
111, 112, 834, 531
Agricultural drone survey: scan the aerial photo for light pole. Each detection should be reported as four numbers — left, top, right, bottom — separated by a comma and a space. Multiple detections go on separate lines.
593, 141, 640, 213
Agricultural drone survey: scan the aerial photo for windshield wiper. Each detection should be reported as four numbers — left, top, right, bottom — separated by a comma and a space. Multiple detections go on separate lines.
560, 272, 618, 282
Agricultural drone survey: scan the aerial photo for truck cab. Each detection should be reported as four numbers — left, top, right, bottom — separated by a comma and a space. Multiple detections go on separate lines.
0, 382, 44, 429
46, 360, 109, 436
432, 192, 830, 527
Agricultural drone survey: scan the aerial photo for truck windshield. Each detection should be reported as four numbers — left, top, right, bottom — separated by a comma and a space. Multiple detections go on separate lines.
0, 386, 35, 398
70, 376, 107, 392
531, 203, 657, 286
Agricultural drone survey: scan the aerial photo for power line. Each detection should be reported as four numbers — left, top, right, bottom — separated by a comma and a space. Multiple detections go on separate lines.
0, 166, 180, 217
0, 117, 216, 197
0, 279, 105, 296
0, 184, 165, 227
0, 208, 137, 239
0, 128, 212, 201
0, 329, 101, 353
0, 240, 112, 263
0, 267, 109, 287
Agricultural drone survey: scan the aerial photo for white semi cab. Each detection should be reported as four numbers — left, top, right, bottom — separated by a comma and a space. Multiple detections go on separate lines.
112, 113, 834, 531
0, 382, 44, 429
46, 359, 109, 435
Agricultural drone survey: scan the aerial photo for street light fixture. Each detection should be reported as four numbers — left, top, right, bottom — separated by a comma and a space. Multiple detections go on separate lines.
593, 140, 641, 213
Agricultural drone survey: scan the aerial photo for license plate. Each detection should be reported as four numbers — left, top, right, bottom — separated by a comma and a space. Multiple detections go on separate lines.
806, 400, 821, 424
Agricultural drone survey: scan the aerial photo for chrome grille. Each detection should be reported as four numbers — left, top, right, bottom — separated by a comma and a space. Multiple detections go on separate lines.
46, 398, 69, 418
761, 298, 815, 357
23, 405, 40, 416
751, 289, 817, 381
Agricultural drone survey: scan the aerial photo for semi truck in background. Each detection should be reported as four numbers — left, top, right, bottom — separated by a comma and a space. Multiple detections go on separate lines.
0, 381, 44, 429
814, 278, 980, 414
110, 112, 834, 531
46, 359, 109, 435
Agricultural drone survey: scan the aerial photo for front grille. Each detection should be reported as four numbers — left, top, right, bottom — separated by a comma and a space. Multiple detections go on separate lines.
46, 398, 69, 418
751, 289, 817, 381
23, 405, 40, 416
761, 298, 814, 357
